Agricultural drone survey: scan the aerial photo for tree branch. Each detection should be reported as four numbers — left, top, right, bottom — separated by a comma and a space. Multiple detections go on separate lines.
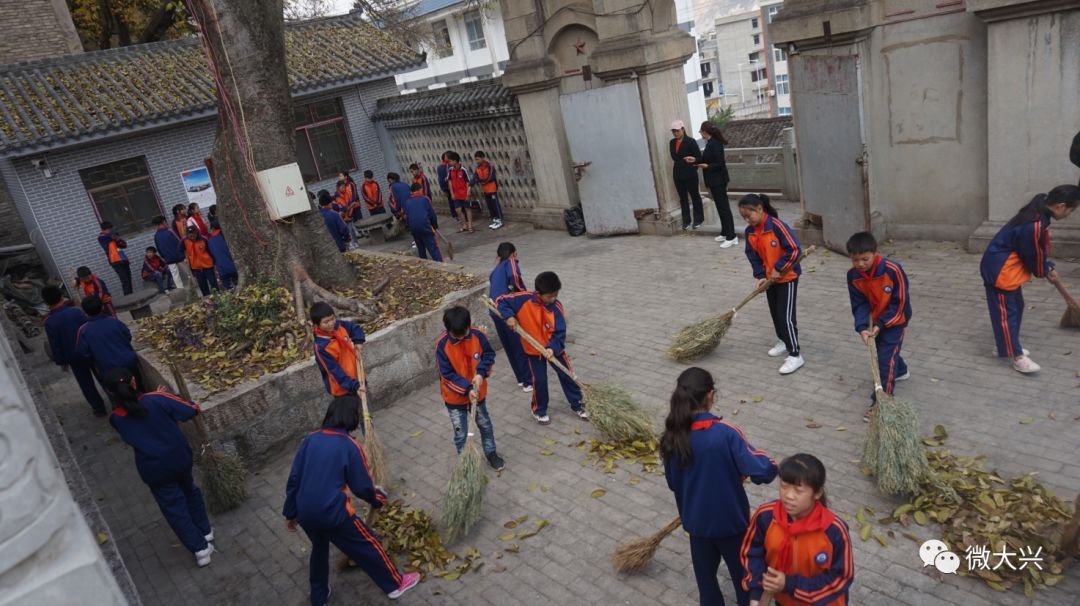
137, 6, 177, 44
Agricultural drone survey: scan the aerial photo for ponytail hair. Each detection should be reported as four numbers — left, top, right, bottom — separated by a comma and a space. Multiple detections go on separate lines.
739, 193, 778, 218
779, 453, 828, 508
496, 241, 516, 261
660, 367, 715, 469
1006, 185, 1080, 227
103, 367, 147, 418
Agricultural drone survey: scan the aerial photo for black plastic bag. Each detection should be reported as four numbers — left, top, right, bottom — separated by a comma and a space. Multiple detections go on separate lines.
564, 206, 586, 237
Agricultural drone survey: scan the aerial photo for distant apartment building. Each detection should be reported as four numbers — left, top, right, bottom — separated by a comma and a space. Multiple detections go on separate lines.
394, 0, 510, 92
698, 30, 722, 116
676, 0, 708, 129
711, 2, 791, 119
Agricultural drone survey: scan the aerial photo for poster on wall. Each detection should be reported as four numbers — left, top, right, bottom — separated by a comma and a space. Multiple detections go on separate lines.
180, 167, 216, 210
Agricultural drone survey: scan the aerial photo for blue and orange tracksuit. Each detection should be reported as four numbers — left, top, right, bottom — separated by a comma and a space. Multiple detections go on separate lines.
76, 274, 116, 317
362, 180, 385, 215
45, 302, 105, 414
184, 235, 219, 296
665, 412, 777, 606
848, 255, 912, 398
497, 291, 583, 416
141, 256, 172, 292
313, 321, 366, 397
389, 181, 412, 219
283, 428, 401, 603
489, 256, 530, 386
437, 161, 457, 220
472, 160, 503, 220
413, 171, 433, 199
110, 391, 211, 554
745, 215, 803, 356
436, 328, 498, 454
979, 212, 1055, 358
207, 229, 238, 289
75, 312, 139, 381
403, 193, 442, 262
99, 229, 133, 295
154, 225, 186, 264
172, 216, 188, 240
320, 206, 351, 253
740, 501, 855, 606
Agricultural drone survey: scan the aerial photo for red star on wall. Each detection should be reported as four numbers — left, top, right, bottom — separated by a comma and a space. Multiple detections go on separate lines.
575, 39, 586, 55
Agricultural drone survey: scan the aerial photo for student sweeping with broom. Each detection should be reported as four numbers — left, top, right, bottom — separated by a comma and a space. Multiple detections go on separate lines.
740, 453, 854, 606
283, 396, 420, 603
311, 302, 367, 400
739, 194, 805, 375
497, 271, 588, 425
662, 367, 777, 606
980, 185, 1079, 374
846, 232, 912, 421
489, 242, 532, 393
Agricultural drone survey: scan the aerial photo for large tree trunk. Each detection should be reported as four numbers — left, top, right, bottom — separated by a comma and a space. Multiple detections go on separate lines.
183, 0, 363, 302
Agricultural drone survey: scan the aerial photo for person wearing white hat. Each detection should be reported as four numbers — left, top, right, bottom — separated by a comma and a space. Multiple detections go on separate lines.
669, 120, 704, 230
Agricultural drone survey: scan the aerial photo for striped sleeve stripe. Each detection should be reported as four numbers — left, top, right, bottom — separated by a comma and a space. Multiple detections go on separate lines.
719, 421, 772, 459
739, 502, 775, 590
150, 391, 201, 412
1034, 221, 1046, 276
772, 219, 800, 273
882, 262, 907, 327
793, 520, 854, 603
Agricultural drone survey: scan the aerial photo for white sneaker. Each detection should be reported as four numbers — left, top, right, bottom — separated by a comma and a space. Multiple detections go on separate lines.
576, 409, 590, 420
991, 348, 1029, 357
490, 219, 503, 229
521, 384, 534, 393
1012, 355, 1040, 374
195, 544, 214, 567
533, 414, 551, 425
894, 372, 911, 382
768, 341, 788, 357
779, 355, 805, 375
204, 529, 214, 542
411, 242, 417, 249
714, 234, 727, 242
719, 237, 739, 249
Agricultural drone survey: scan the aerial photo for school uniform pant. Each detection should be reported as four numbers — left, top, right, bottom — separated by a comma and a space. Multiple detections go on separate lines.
191, 268, 219, 296
527, 353, 583, 417
707, 183, 736, 240
446, 401, 497, 455
444, 191, 459, 220
144, 270, 175, 293
986, 285, 1024, 358
70, 360, 106, 414
411, 230, 443, 262
491, 311, 531, 386
303, 514, 403, 604
674, 177, 704, 227
483, 193, 503, 220
148, 468, 211, 554
219, 271, 238, 290
689, 535, 750, 606
111, 261, 133, 295
872, 326, 908, 401
765, 279, 800, 356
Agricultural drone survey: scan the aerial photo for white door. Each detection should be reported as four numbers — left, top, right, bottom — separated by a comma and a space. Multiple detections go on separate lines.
559, 83, 655, 235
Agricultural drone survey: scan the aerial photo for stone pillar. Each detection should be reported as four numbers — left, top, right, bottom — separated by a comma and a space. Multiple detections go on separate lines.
515, 86, 580, 229
967, 0, 1080, 255
0, 324, 127, 605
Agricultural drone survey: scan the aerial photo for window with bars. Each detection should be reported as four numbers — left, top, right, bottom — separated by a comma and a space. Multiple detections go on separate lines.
432, 20, 452, 57
464, 10, 486, 50
80, 157, 162, 234
293, 98, 356, 184
775, 74, 790, 95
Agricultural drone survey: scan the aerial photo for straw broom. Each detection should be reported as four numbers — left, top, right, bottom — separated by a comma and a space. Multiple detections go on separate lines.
440, 397, 487, 543
612, 516, 681, 573
168, 363, 248, 513
668, 246, 816, 362
355, 356, 387, 487
860, 341, 931, 497
1050, 281, 1080, 328
482, 297, 654, 443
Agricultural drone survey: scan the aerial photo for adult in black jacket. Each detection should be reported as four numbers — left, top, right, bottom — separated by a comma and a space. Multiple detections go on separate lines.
1071, 130, 1080, 184
696, 121, 737, 247
670, 120, 704, 229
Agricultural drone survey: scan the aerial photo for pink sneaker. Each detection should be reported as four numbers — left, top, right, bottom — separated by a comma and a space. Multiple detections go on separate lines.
388, 571, 420, 599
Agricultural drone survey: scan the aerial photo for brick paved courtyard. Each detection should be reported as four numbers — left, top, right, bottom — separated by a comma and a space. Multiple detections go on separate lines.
32, 204, 1080, 606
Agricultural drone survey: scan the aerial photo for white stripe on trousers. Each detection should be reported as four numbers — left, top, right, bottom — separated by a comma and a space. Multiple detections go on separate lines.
784, 280, 798, 354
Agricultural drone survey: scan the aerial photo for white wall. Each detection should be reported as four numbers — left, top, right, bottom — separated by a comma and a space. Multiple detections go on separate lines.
395, 1, 509, 92
715, 10, 771, 118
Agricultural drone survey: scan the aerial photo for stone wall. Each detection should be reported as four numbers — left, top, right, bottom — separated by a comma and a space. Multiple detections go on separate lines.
0, 0, 82, 64
137, 260, 492, 468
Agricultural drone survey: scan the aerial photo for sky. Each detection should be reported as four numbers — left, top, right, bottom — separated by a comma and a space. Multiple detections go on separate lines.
329, 0, 356, 15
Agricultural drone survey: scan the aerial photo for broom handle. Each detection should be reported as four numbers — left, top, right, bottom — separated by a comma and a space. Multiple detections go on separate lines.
354, 353, 372, 422
759, 592, 775, 606
866, 340, 886, 400
732, 246, 817, 314
1051, 279, 1080, 309
168, 362, 213, 446
483, 297, 585, 389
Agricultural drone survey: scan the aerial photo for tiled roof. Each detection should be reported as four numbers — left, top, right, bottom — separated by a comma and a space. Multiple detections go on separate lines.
409, 0, 465, 18
372, 78, 516, 128
721, 116, 793, 148
0, 11, 423, 156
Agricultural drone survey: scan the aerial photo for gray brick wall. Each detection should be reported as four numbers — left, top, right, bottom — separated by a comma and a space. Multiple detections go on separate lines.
2, 77, 403, 291
0, 0, 82, 64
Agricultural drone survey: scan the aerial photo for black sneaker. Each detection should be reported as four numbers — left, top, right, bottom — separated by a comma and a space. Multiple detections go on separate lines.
486, 452, 506, 471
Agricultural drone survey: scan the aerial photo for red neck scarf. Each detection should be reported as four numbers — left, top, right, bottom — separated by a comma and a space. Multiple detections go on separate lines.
771, 500, 836, 573
315, 324, 352, 355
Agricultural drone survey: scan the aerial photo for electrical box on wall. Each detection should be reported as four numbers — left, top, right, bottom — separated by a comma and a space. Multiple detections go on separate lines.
257, 163, 309, 220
